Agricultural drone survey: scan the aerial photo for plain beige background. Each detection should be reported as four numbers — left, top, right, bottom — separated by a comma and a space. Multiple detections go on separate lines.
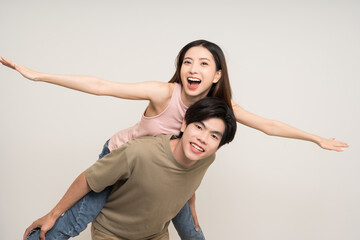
0, 0, 359, 239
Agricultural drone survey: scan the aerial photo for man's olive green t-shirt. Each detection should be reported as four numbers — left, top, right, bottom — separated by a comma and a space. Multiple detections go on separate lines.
86, 135, 215, 240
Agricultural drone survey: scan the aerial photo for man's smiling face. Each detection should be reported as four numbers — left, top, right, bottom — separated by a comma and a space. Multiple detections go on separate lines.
173, 117, 225, 167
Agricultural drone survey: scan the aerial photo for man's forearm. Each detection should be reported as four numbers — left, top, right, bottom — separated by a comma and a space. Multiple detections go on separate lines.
23, 171, 92, 239
49, 171, 91, 219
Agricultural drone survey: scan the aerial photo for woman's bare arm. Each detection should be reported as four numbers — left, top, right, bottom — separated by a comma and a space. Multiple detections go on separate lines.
1, 57, 171, 103
231, 100, 349, 151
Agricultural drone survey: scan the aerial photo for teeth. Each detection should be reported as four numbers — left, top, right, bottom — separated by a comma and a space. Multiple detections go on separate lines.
188, 77, 201, 82
191, 143, 204, 152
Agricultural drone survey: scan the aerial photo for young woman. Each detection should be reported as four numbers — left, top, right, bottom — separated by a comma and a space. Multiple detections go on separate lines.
1, 40, 348, 240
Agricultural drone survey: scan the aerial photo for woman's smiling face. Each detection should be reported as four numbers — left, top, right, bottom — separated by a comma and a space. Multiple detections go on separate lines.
180, 46, 222, 101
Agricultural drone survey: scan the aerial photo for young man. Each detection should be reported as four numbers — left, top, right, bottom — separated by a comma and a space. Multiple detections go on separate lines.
24, 97, 237, 240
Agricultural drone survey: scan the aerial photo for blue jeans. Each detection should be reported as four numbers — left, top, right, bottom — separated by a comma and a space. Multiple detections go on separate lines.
26, 140, 205, 240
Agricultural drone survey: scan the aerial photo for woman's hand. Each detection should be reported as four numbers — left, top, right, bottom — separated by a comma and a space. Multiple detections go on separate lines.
23, 213, 57, 240
317, 137, 349, 152
0, 57, 41, 81
188, 194, 200, 232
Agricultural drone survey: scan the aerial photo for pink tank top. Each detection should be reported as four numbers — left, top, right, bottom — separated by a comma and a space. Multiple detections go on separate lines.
108, 83, 188, 151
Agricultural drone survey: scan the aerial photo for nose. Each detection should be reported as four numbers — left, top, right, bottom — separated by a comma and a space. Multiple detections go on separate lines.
190, 62, 198, 74
197, 131, 207, 145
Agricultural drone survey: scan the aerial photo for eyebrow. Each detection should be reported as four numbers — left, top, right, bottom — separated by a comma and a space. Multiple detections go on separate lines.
184, 57, 211, 61
199, 121, 223, 137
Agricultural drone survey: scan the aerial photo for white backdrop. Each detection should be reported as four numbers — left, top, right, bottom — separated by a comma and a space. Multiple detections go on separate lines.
0, 1, 359, 239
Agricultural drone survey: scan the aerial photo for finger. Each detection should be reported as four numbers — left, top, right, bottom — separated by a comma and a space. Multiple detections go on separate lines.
330, 146, 345, 152
0, 57, 8, 66
40, 228, 46, 240
331, 141, 349, 150
193, 216, 199, 231
324, 139, 349, 150
194, 225, 199, 232
0, 56, 9, 64
336, 142, 349, 148
334, 148, 344, 152
23, 224, 38, 239
0, 57, 14, 68
23, 229, 30, 240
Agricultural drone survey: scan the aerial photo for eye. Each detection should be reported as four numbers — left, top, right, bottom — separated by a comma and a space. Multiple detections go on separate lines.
201, 62, 209, 66
211, 134, 219, 140
183, 60, 191, 64
195, 124, 202, 130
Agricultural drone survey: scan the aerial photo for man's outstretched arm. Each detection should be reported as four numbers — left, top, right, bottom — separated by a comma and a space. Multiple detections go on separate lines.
23, 171, 91, 240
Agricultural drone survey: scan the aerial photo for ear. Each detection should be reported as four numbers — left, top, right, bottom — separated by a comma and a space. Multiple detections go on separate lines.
212, 70, 222, 84
180, 119, 187, 132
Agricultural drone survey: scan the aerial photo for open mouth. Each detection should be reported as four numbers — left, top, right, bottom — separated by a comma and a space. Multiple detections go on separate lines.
187, 77, 201, 90
190, 142, 204, 153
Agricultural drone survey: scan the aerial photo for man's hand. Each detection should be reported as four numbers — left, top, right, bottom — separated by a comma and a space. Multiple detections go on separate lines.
23, 213, 58, 240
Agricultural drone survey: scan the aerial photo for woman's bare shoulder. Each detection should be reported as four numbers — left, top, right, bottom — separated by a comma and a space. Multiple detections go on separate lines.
145, 82, 175, 116
148, 82, 174, 103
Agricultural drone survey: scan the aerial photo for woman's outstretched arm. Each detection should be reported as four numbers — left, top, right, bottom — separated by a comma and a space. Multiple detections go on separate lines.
231, 100, 349, 152
23, 172, 91, 240
0, 57, 171, 102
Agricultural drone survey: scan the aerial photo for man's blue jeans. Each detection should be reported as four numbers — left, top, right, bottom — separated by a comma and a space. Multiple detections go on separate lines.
25, 140, 205, 240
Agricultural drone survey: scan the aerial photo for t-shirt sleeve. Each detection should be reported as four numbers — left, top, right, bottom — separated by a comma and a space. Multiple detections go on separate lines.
86, 143, 133, 193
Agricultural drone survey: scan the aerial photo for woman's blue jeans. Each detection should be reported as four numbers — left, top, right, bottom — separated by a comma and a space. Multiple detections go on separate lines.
26, 140, 205, 240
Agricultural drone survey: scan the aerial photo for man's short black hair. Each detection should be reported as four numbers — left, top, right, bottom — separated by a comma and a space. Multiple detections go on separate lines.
184, 97, 237, 147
